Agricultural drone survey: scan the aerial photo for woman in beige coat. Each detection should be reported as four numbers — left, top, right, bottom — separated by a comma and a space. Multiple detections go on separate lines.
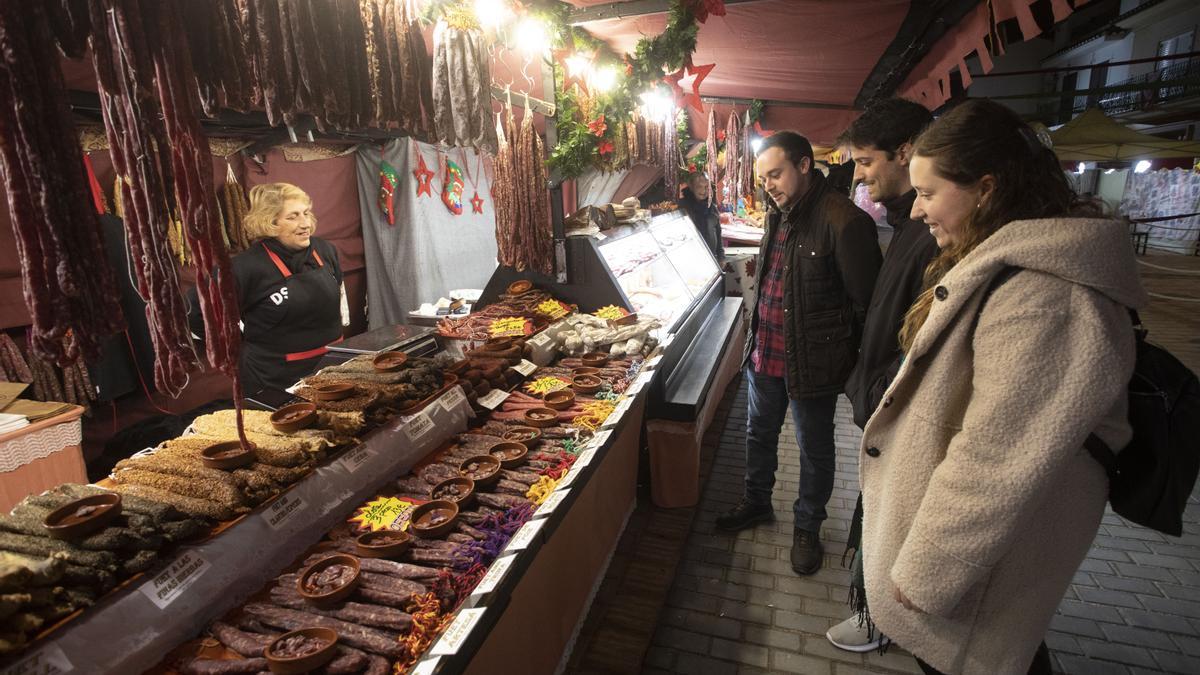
859, 99, 1148, 675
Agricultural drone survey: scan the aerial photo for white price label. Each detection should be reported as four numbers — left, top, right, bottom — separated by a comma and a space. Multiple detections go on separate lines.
404, 411, 435, 442
534, 489, 568, 519
661, 334, 675, 349
2, 645, 73, 675
594, 232, 608, 241
556, 460, 586, 489
471, 554, 516, 598
645, 354, 663, 369
587, 430, 611, 450
430, 607, 487, 656
477, 389, 509, 410
529, 332, 552, 348
440, 385, 467, 413
263, 493, 307, 530
505, 518, 546, 551
573, 447, 597, 468
625, 379, 645, 396
513, 359, 538, 376
141, 552, 210, 609
338, 445, 374, 473
410, 658, 440, 675
602, 399, 631, 428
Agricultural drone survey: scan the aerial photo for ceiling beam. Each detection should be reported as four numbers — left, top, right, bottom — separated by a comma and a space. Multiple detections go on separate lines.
570, 0, 769, 24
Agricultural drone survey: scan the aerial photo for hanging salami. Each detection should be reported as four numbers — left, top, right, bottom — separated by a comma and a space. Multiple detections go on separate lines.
431, 17, 499, 155
724, 111, 741, 208
0, 2, 124, 367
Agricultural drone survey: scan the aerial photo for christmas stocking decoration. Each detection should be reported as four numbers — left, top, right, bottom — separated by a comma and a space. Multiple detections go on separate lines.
378, 160, 399, 225
442, 160, 465, 215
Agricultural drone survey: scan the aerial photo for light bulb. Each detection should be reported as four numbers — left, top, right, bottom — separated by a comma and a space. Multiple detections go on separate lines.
638, 90, 673, 122
590, 66, 617, 92
473, 0, 511, 29
1076, 162, 1086, 174
750, 138, 763, 153
564, 53, 591, 78
1134, 160, 1151, 173
516, 18, 548, 55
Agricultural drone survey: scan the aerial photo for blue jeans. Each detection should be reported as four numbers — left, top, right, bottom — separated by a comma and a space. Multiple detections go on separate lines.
743, 366, 839, 533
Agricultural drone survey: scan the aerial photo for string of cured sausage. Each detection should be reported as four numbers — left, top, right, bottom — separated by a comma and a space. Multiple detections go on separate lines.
492, 102, 553, 276
724, 110, 741, 208
705, 108, 719, 198
0, 2, 124, 367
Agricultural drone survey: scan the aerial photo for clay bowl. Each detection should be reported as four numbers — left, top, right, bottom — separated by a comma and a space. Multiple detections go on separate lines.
312, 382, 356, 401
372, 351, 408, 372
430, 476, 476, 509
488, 441, 529, 469
501, 426, 542, 450
265, 627, 339, 674
270, 402, 317, 433
297, 554, 360, 607
571, 374, 603, 394
409, 500, 459, 539
201, 441, 256, 470
458, 454, 501, 487
354, 530, 412, 559
43, 493, 122, 540
610, 312, 639, 327
571, 367, 601, 377
507, 280, 533, 295
523, 407, 560, 428
581, 352, 609, 368
543, 389, 576, 411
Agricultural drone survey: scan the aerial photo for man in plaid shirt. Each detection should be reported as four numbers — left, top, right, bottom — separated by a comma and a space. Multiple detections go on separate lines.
718, 132, 881, 577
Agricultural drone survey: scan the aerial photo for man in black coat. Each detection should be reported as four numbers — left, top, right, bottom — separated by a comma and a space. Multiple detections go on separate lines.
830, 97, 938, 653
677, 173, 723, 259
717, 131, 882, 577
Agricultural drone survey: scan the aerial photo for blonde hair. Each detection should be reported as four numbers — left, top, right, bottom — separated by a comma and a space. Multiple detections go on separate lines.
243, 183, 316, 241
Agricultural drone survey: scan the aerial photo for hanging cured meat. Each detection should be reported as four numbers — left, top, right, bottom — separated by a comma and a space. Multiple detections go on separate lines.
724, 111, 742, 208
493, 103, 553, 276
180, 0, 255, 116
0, 2, 124, 367
432, 18, 499, 155
663, 111, 680, 198
705, 107, 718, 195
738, 113, 755, 206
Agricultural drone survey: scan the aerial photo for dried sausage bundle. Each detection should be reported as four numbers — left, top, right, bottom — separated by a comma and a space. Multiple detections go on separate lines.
492, 104, 552, 275
724, 110, 741, 206
179, 0, 255, 117
0, 2, 125, 368
663, 109, 680, 197
705, 108, 719, 193
431, 20, 499, 155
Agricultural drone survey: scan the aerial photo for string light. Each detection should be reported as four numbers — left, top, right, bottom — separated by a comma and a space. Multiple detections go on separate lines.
638, 90, 673, 122
564, 53, 592, 78
516, 17, 548, 55
1134, 160, 1151, 173
1076, 162, 1086, 174
590, 66, 618, 92
473, 0, 512, 30
750, 138, 763, 153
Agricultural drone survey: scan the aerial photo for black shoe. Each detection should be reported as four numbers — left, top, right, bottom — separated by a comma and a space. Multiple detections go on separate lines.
791, 528, 823, 575
715, 499, 774, 531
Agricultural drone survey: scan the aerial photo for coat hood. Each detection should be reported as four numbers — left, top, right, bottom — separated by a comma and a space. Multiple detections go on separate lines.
957, 217, 1148, 309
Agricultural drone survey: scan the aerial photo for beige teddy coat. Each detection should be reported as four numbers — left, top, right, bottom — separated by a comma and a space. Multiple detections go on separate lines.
859, 217, 1149, 674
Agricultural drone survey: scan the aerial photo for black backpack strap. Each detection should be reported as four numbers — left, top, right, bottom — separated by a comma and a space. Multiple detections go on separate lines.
1084, 433, 1119, 479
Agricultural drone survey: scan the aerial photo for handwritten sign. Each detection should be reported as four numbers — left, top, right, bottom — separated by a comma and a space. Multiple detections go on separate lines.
534, 489, 568, 519
489, 316, 531, 337
477, 389, 509, 410
528, 332, 552, 348
513, 359, 538, 377
505, 518, 546, 551
625, 378, 645, 397
263, 493, 307, 530
524, 376, 569, 396
645, 354, 663, 369
587, 430, 612, 450
141, 552, 210, 609
430, 607, 487, 656
338, 445, 374, 473
536, 299, 571, 320
556, 460, 586, 489
574, 447, 597, 468
2, 645, 73, 675
594, 305, 629, 321
349, 496, 416, 532
471, 554, 516, 598
404, 411, 435, 443
602, 398, 632, 428
440, 385, 467, 413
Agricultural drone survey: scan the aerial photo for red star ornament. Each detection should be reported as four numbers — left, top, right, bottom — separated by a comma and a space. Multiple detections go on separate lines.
412, 153, 435, 197
555, 47, 594, 95
663, 67, 687, 109
470, 191, 484, 214
678, 62, 714, 113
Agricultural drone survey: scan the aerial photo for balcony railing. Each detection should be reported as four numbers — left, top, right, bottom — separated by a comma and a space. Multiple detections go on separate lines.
1072, 58, 1200, 115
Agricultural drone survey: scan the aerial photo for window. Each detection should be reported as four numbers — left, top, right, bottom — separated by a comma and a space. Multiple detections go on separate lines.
1156, 30, 1194, 99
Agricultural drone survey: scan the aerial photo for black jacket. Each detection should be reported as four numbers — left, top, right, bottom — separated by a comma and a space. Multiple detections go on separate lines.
742, 171, 883, 398
677, 187, 723, 259
844, 190, 940, 428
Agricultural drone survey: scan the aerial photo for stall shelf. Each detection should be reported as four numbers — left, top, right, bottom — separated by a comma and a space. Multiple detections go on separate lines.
0, 388, 472, 675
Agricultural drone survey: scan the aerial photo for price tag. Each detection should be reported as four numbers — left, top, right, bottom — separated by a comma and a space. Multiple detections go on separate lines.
513, 359, 538, 377
587, 430, 612, 450
556, 460, 586, 489
645, 354, 663, 369
602, 399, 632, 428
594, 305, 629, 321
2, 645, 73, 675
430, 607, 487, 656
534, 489, 569, 518
524, 376, 569, 396
489, 316, 531, 337
661, 333, 675, 349
350, 497, 416, 532
529, 332, 552, 348
573, 447, 597, 468
338, 445, 374, 473
477, 389, 510, 410
625, 378, 645, 397
410, 658, 440, 675
404, 411, 435, 443
471, 554, 516, 598
263, 493, 307, 530
536, 299, 571, 320
594, 232, 607, 241
439, 385, 467, 413
141, 552, 210, 609
505, 518, 546, 551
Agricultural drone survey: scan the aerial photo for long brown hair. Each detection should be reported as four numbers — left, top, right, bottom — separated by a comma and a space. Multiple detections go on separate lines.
898, 99, 1101, 351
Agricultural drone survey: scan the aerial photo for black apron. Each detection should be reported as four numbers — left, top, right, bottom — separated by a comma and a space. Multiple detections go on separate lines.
241, 242, 343, 394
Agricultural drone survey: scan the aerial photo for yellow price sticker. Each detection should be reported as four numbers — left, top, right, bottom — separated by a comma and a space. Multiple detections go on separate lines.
594, 305, 629, 321
349, 496, 416, 532
525, 376, 571, 396
489, 316, 531, 337
536, 299, 571, 320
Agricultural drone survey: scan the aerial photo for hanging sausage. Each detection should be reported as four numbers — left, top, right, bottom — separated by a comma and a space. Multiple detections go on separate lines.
431, 16, 499, 155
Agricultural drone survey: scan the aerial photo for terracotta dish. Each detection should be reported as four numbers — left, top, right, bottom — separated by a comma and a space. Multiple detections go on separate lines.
571, 375, 602, 394
488, 441, 529, 468
354, 530, 412, 559
502, 426, 542, 449
410, 500, 459, 539
201, 441, 256, 470
265, 628, 339, 674
610, 312, 639, 327
458, 455, 501, 486
507, 280, 533, 295
523, 407, 559, 428
270, 402, 317, 433
297, 554, 360, 607
372, 351, 408, 372
430, 476, 476, 508
312, 382, 356, 401
43, 493, 122, 540
571, 367, 600, 377
581, 352, 609, 368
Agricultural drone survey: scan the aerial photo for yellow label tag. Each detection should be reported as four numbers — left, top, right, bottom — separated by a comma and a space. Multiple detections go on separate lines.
525, 376, 571, 396
536, 299, 570, 320
489, 316, 530, 337
349, 496, 416, 532
594, 305, 629, 321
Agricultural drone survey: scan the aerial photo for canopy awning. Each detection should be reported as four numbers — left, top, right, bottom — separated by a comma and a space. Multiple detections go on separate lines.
1049, 108, 1200, 161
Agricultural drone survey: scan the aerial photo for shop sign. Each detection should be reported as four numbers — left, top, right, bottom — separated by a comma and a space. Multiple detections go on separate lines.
141, 552, 210, 609
263, 493, 307, 530
556, 460, 586, 489
2, 644, 73, 675
430, 607, 487, 656
410, 658, 440, 675
488, 316, 531, 337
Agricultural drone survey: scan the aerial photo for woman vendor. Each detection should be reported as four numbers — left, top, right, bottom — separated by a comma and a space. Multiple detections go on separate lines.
189, 182, 344, 394
677, 172, 723, 259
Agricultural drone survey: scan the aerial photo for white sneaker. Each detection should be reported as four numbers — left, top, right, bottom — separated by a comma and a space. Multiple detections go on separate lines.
826, 615, 890, 653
